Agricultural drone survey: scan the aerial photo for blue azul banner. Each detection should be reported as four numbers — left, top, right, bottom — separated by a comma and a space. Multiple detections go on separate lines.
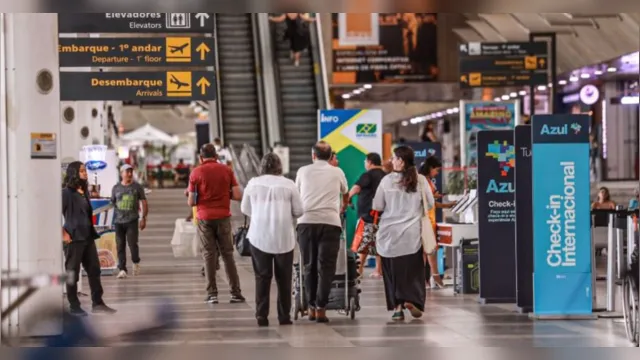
405, 141, 443, 222
532, 115, 592, 317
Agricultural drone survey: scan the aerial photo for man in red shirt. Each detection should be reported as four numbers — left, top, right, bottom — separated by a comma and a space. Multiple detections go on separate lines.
188, 144, 245, 304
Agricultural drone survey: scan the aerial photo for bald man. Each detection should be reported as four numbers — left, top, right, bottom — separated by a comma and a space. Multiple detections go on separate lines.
295, 141, 348, 323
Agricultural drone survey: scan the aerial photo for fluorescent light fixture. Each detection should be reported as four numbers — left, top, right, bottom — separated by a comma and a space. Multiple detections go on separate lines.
580, 73, 590, 79
401, 120, 409, 126
510, 92, 517, 98
452, 107, 459, 113
537, 85, 547, 91
501, 95, 510, 100
594, 70, 603, 75
569, 76, 579, 82
342, 94, 351, 99
519, 90, 527, 96
558, 80, 567, 85
363, 84, 372, 89
446, 108, 454, 114
620, 96, 640, 104
410, 117, 420, 124
607, 67, 617, 73
353, 89, 363, 94
494, 97, 501, 102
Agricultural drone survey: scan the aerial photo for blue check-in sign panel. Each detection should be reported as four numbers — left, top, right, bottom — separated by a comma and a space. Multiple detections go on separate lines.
531, 115, 592, 316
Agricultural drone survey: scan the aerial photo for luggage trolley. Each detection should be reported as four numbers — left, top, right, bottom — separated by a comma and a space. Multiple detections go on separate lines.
622, 214, 639, 346
293, 216, 361, 320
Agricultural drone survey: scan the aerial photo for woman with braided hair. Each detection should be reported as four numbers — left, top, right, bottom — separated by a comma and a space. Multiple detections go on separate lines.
241, 152, 304, 327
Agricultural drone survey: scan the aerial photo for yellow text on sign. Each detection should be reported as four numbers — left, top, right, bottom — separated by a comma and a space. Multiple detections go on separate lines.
166, 37, 192, 63
166, 72, 192, 97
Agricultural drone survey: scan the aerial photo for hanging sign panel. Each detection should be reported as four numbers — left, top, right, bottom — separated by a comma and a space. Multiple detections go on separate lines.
58, 37, 215, 67
58, 13, 214, 34
60, 71, 216, 101
532, 114, 592, 318
477, 129, 516, 304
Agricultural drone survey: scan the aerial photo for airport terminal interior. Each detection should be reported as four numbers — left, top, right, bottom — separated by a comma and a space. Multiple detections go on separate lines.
1, 12, 640, 347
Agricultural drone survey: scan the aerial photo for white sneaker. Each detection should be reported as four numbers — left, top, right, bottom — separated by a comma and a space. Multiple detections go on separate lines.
116, 270, 128, 279
132, 264, 141, 276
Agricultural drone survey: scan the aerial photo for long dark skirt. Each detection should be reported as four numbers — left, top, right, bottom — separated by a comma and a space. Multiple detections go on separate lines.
380, 247, 426, 312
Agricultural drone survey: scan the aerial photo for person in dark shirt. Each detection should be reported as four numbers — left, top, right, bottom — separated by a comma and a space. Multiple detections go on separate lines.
348, 153, 386, 278
62, 161, 116, 316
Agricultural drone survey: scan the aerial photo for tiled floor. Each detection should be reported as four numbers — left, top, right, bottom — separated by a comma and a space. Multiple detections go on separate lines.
85, 189, 635, 347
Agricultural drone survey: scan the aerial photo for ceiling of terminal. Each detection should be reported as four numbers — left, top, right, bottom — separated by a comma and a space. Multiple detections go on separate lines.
454, 13, 640, 74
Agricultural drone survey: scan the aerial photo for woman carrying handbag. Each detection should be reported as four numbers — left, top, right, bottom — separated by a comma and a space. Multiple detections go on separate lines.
372, 146, 435, 321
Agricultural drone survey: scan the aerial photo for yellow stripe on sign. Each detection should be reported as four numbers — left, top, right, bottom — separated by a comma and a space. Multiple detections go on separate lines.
320, 110, 369, 154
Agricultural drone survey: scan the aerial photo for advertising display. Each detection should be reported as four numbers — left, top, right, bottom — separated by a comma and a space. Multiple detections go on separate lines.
477, 130, 516, 304
460, 101, 518, 170
89, 198, 118, 275
514, 125, 534, 312
405, 141, 443, 222
331, 13, 438, 84
80, 145, 119, 198
532, 115, 592, 318
319, 109, 383, 246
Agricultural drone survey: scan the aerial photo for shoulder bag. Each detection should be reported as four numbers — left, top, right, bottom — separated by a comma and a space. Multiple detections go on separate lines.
233, 216, 252, 257
418, 177, 438, 255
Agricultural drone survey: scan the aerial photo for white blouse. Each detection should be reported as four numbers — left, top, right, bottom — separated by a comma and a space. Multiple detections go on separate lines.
372, 173, 435, 258
240, 175, 304, 254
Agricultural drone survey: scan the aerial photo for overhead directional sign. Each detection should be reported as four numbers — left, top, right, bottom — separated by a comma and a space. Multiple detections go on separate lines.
59, 71, 216, 101
459, 42, 549, 88
58, 13, 214, 34
58, 37, 214, 67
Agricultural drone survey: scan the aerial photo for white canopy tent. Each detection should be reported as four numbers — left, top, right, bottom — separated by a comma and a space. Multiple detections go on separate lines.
121, 123, 179, 147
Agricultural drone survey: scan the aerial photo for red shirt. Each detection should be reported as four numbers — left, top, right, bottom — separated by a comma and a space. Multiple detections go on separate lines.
188, 161, 238, 221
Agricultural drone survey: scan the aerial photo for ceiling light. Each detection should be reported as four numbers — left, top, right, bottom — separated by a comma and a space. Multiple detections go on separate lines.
548, 83, 553, 87
510, 92, 518, 98
409, 117, 419, 124
518, 90, 527, 96
342, 94, 351, 99
401, 120, 409, 126
363, 84, 372, 89
558, 80, 567, 85
580, 73, 590, 79
594, 70, 603, 75
494, 97, 501, 102
607, 67, 617, 73
452, 107, 459, 113
620, 96, 639, 105
569, 76, 579, 82
537, 85, 547, 91
353, 89, 362, 94
446, 109, 454, 114
501, 95, 510, 100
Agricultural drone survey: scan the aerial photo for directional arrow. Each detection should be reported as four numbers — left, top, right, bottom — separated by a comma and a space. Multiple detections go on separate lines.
196, 76, 211, 95
195, 13, 210, 28
460, 75, 468, 83
538, 58, 546, 68
196, 42, 211, 60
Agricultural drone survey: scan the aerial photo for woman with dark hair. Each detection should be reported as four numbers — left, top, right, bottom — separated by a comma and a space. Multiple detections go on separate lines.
421, 122, 438, 143
62, 161, 116, 316
372, 146, 434, 321
592, 186, 616, 210
241, 153, 304, 327
419, 156, 457, 288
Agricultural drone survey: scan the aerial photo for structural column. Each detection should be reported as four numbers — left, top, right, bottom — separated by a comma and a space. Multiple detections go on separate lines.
1, 13, 63, 337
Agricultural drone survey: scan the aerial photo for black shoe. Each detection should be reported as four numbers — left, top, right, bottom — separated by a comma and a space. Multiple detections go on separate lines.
230, 295, 246, 304
316, 308, 329, 323
257, 317, 269, 327
69, 307, 88, 317
205, 295, 219, 304
279, 318, 293, 325
92, 304, 117, 315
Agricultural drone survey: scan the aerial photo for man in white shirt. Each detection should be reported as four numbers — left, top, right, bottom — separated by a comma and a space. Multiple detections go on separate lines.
295, 141, 348, 323
214, 138, 232, 166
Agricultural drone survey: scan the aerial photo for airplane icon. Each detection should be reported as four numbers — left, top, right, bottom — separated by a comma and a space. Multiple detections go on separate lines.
169, 43, 189, 54
170, 74, 189, 89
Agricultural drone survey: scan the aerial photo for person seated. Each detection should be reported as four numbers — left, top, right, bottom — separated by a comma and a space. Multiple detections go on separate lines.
174, 159, 190, 187
592, 186, 616, 210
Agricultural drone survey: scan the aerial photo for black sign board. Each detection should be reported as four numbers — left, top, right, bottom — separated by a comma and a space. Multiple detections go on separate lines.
406, 141, 443, 222
514, 125, 533, 313
459, 42, 549, 88
60, 71, 216, 101
58, 13, 214, 34
58, 37, 215, 67
477, 130, 517, 304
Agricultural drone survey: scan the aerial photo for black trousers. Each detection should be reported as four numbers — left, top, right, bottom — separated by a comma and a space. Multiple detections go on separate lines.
381, 247, 426, 312
296, 223, 341, 309
64, 240, 104, 309
115, 220, 140, 273
250, 244, 294, 321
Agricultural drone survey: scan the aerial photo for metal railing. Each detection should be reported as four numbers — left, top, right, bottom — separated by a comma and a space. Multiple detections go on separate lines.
229, 143, 262, 188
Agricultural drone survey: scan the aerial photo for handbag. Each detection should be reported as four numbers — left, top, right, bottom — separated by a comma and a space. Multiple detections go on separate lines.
418, 178, 438, 255
233, 216, 251, 257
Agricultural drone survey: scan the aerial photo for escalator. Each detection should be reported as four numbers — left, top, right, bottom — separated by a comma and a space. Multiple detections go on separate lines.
214, 14, 264, 156
271, 17, 327, 177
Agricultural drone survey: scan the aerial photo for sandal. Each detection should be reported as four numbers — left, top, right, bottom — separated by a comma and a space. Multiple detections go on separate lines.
404, 302, 423, 318
369, 272, 382, 279
391, 310, 405, 321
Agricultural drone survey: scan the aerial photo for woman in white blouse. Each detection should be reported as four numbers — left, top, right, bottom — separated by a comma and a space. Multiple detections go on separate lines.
372, 145, 435, 321
241, 153, 304, 327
